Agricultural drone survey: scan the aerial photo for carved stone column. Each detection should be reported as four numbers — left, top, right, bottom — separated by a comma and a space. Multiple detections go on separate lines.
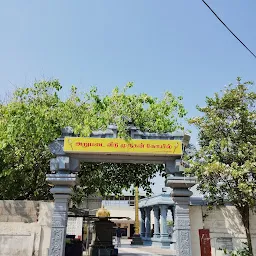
140, 208, 146, 238
166, 159, 196, 256
47, 127, 80, 256
172, 195, 193, 256
153, 206, 160, 238
145, 207, 151, 239
47, 174, 76, 256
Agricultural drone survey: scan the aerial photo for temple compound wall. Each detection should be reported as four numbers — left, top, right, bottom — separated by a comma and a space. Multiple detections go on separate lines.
0, 200, 53, 256
0, 201, 255, 256
190, 205, 256, 256
0, 197, 101, 256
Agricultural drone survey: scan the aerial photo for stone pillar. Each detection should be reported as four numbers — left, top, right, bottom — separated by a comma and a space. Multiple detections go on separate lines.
145, 207, 151, 239
159, 205, 168, 239
153, 206, 160, 238
170, 206, 175, 224
172, 195, 193, 256
140, 208, 146, 238
47, 127, 80, 256
47, 174, 76, 256
166, 159, 196, 256
169, 205, 175, 242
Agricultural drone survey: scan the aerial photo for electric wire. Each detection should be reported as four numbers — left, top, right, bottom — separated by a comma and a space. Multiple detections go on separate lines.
202, 0, 256, 59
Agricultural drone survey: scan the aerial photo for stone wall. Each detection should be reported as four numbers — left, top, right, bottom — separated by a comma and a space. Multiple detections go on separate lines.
0, 200, 53, 256
0, 200, 39, 222
37, 201, 54, 256
0, 197, 103, 256
190, 206, 204, 256
190, 205, 256, 256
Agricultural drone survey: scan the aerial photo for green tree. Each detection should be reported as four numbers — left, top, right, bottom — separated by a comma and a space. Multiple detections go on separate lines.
0, 80, 187, 202
188, 78, 256, 255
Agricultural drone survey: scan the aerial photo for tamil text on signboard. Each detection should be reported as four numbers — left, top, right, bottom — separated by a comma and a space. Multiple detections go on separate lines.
64, 137, 182, 156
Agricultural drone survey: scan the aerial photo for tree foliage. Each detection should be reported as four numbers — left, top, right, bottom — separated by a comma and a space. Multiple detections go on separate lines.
188, 78, 256, 255
223, 243, 251, 256
0, 80, 186, 202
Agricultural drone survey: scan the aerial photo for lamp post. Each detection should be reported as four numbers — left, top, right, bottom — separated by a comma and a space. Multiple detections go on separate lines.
131, 186, 143, 245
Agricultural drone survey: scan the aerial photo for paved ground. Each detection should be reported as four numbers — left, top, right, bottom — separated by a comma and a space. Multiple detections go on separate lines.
83, 239, 176, 256
117, 239, 175, 256
118, 247, 175, 256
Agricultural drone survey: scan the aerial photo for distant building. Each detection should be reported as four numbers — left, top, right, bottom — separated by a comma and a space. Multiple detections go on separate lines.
66, 176, 179, 240
102, 191, 147, 238
66, 195, 102, 239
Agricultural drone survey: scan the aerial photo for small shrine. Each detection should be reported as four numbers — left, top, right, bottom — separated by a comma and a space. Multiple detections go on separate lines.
90, 206, 115, 256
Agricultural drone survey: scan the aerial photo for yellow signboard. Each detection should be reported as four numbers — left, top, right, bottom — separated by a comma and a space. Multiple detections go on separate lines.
64, 137, 182, 156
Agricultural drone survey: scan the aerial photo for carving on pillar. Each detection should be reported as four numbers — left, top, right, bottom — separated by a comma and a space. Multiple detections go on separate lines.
175, 203, 189, 214
49, 140, 65, 155
180, 230, 190, 246
51, 212, 68, 228
176, 219, 190, 229
171, 198, 193, 256
176, 230, 192, 256
61, 126, 74, 137
49, 229, 65, 256
52, 219, 63, 228
48, 196, 70, 256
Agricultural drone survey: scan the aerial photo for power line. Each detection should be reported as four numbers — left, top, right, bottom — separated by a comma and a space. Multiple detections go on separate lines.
202, 0, 256, 59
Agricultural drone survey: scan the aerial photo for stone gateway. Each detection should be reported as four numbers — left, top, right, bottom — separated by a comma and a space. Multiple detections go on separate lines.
47, 125, 195, 256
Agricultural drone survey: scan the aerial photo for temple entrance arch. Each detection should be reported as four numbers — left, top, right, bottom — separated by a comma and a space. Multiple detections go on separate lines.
47, 125, 196, 256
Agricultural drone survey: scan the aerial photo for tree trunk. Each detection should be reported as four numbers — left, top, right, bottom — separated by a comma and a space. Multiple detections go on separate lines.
238, 204, 253, 255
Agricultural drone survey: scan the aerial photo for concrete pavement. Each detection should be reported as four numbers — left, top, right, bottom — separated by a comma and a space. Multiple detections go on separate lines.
117, 239, 175, 256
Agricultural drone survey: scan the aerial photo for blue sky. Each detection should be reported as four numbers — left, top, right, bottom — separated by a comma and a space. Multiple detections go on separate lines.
1, 0, 255, 194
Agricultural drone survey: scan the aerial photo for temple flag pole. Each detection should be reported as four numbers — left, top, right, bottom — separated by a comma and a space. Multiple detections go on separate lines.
131, 186, 143, 245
